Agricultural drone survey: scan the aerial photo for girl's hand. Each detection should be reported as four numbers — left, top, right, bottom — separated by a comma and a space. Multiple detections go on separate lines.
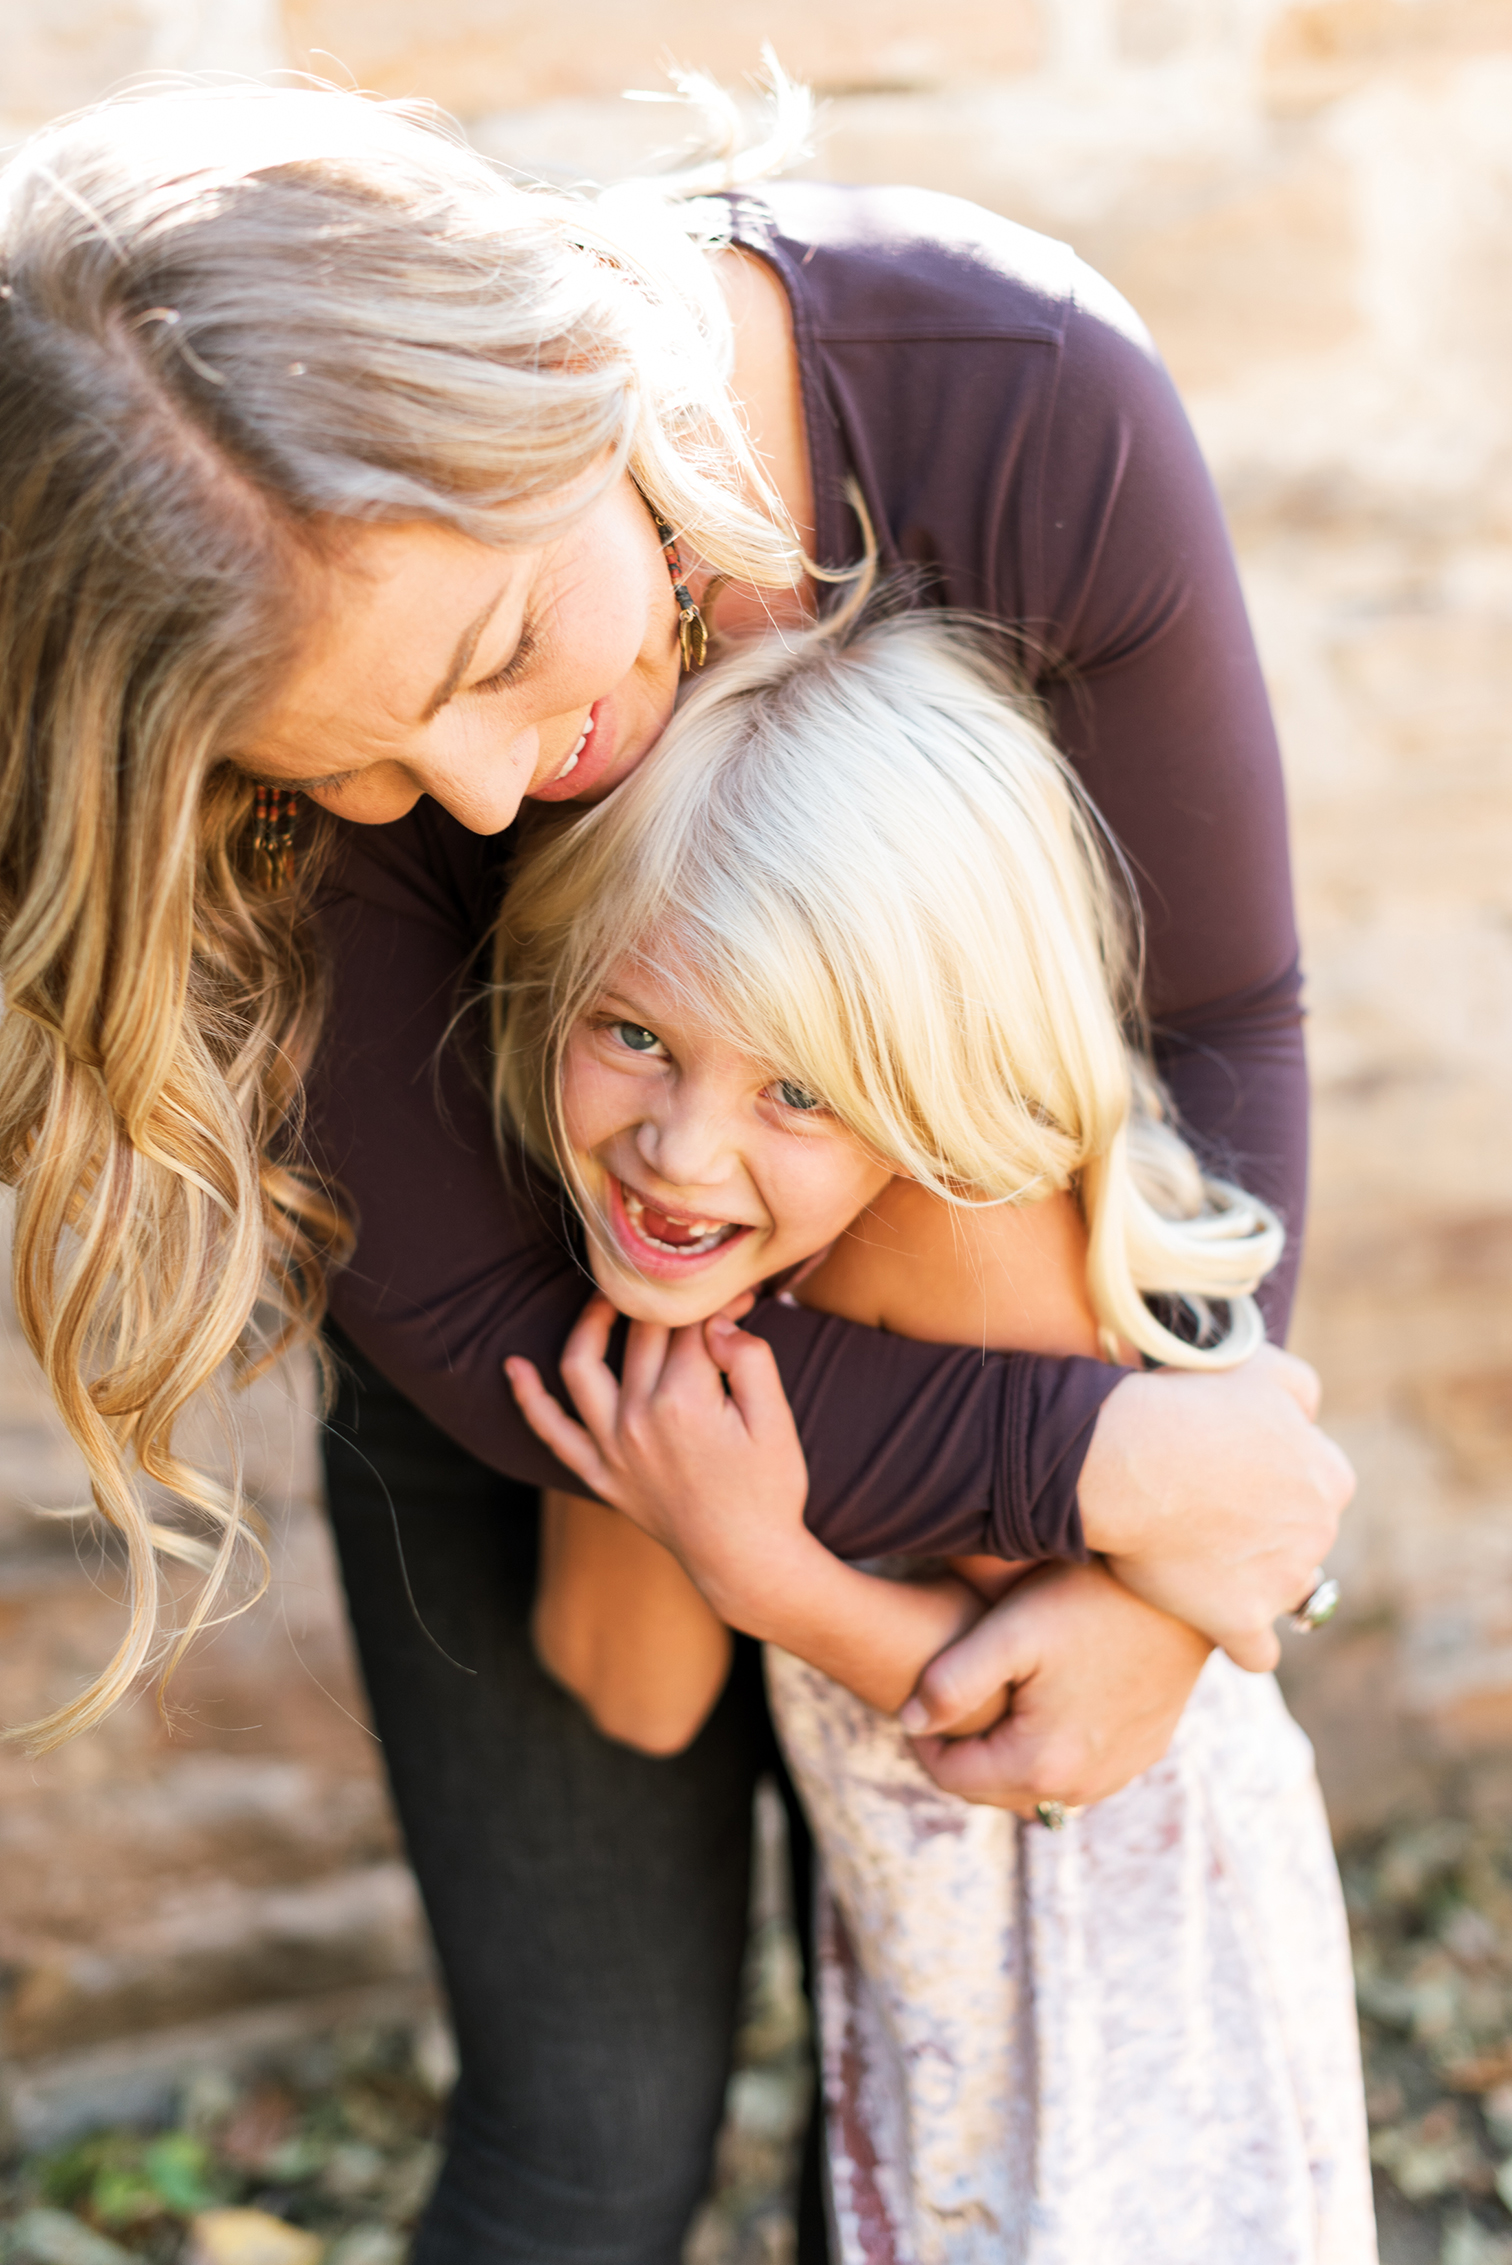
899, 1559, 1212, 1816
506, 1293, 811, 1622
1078, 1346, 1354, 1673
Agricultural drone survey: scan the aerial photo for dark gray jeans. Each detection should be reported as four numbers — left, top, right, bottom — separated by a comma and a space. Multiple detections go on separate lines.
321, 1328, 827, 2265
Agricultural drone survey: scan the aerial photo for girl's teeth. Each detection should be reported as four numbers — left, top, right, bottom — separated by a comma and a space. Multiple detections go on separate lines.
622, 1184, 738, 1256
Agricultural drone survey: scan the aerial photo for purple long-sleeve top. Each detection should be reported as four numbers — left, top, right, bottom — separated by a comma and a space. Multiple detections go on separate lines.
306, 181, 1306, 1565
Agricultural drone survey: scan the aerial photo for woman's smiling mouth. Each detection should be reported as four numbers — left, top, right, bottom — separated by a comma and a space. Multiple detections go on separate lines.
608, 1176, 753, 1275
530, 698, 618, 802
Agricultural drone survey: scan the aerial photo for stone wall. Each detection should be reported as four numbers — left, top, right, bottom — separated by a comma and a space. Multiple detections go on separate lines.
0, 0, 1509, 2089
0, 1260, 437, 2142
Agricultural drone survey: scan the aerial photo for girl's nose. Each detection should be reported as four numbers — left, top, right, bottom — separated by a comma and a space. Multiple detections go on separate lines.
635, 1095, 735, 1194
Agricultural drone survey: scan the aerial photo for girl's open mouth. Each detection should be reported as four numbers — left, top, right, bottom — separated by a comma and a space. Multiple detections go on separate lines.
608, 1176, 752, 1274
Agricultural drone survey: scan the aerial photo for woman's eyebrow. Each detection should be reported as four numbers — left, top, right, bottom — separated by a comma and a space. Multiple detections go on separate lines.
420, 580, 514, 721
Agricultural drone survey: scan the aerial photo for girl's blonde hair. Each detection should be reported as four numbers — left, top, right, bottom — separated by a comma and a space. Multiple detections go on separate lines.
0, 77, 806, 1747
494, 610, 1282, 1369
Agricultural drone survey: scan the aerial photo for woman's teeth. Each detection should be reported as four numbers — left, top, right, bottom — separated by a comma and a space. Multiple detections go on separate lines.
555, 714, 594, 781
621, 1183, 741, 1257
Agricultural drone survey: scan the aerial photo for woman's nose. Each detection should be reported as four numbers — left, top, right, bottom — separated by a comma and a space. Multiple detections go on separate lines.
417, 726, 542, 834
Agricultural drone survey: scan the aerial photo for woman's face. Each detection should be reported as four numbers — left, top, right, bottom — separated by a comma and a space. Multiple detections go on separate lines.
242, 473, 683, 832
561, 957, 894, 1328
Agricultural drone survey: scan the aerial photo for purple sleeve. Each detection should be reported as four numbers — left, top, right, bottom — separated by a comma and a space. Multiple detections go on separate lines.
307, 819, 1114, 1562
1031, 296, 1306, 1329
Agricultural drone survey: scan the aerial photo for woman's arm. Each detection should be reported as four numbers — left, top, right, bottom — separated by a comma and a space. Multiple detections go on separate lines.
1030, 295, 1308, 1328
794, 1183, 1350, 1676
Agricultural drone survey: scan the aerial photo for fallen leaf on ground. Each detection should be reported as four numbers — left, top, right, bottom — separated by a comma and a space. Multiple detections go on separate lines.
185, 2207, 324, 2265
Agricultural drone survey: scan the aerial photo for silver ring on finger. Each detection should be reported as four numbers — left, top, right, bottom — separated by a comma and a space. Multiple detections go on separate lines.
1035, 1800, 1084, 1832
1290, 1573, 1340, 1632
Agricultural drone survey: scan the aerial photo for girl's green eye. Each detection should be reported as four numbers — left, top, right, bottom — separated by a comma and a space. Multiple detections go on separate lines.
614, 1022, 663, 1054
776, 1078, 822, 1112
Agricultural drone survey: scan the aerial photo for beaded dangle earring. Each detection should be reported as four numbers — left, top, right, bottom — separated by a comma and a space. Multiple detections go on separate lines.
251, 783, 299, 889
648, 506, 708, 673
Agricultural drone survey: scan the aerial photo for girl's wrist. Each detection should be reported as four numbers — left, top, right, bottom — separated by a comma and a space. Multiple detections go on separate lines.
686, 1521, 835, 1640
702, 1532, 986, 1717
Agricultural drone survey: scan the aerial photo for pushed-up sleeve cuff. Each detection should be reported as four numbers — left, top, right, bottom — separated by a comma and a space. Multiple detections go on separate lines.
993, 1353, 1126, 1563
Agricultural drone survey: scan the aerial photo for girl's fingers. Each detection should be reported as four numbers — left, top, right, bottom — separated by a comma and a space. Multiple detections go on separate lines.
652, 1323, 727, 1412
564, 1292, 619, 1363
558, 1297, 627, 1441
504, 1357, 616, 1501
621, 1315, 673, 1408
704, 1315, 793, 1438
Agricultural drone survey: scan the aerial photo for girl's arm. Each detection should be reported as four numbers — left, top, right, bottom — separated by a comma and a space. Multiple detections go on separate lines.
509, 1289, 1211, 1813
535, 1481, 998, 1757
524, 1186, 1148, 1761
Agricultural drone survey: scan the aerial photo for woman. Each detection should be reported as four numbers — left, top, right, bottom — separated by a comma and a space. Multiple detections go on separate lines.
0, 78, 1350, 2265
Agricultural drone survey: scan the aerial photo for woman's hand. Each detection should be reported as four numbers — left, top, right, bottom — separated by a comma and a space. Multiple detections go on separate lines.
505, 1292, 812, 1625
899, 1559, 1213, 1816
1078, 1345, 1354, 1673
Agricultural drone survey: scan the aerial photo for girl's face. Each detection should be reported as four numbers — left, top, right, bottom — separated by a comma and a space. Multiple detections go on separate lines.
561, 960, 894, 1327
241, 473, 682, 833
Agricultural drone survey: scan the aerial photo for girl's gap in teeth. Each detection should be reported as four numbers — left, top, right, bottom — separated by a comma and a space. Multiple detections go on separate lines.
623, 1184, 736, 1255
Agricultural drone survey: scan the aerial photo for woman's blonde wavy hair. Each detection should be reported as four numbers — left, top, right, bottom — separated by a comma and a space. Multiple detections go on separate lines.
0, 75, 808, 1748
494, 607, 1283, 1368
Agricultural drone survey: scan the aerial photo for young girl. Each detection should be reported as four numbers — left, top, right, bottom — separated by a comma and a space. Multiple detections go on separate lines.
496, 608, 1375, 2264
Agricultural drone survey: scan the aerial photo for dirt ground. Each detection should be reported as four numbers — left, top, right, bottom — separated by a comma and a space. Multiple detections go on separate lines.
11, 1782, 1512, 2264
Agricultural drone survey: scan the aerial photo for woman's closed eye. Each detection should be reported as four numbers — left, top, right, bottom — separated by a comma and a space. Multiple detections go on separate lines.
469, 621, 538, 697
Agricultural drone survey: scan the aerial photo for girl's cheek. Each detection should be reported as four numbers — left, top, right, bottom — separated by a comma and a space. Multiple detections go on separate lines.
563, 1051, 653, 1158
558, 1049, 604, 1155
770, 1153, 857, 1250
